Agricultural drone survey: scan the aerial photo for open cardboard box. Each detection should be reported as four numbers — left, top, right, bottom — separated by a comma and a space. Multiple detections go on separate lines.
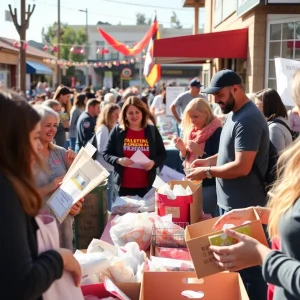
155, 180, 202, 224
185, 208, 268, 278
139, 271, 249, 300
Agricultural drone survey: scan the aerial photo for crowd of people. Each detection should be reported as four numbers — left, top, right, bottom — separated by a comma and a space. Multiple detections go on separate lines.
1, 68, 300, 300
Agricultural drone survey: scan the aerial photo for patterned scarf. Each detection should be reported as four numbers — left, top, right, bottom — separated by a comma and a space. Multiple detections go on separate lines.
184, 117, 222, 169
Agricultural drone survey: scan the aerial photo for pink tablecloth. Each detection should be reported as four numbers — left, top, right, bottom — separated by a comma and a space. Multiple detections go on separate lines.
100, 213, 212, 246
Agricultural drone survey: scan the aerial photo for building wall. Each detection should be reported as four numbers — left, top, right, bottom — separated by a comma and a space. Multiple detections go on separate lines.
71, 24, 200, 87
203, 1, 300, 93
0, 49, 56, 88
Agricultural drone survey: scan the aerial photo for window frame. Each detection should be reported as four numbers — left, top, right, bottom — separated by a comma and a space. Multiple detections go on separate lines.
265, 15, 300, 88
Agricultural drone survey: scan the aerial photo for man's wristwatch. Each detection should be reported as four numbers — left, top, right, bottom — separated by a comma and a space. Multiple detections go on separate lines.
205, 166, 212, 179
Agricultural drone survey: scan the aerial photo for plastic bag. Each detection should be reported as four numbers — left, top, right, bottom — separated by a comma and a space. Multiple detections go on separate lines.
156, 247, 191, 261
139, 188, 155, 212
74, 251, 112, 277
110, 213, 153, 250
153, 215, 186, 248
111, 196, 143, 215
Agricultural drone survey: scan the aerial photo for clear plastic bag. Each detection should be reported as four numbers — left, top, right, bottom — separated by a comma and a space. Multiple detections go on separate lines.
110, 213, 153, 250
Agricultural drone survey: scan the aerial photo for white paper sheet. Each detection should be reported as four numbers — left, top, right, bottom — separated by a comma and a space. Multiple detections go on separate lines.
159, 165, 185, 182
47, 144, 110, 223
128, 149, 151, 169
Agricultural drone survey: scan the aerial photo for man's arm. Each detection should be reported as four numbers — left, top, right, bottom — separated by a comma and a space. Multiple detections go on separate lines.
210, 151, 256, 179
170, 104, 181, 123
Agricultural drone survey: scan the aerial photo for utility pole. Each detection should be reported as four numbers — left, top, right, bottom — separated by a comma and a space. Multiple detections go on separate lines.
57, 0, 61, 85
79, 8, 89, 86
9, 0, 35, 92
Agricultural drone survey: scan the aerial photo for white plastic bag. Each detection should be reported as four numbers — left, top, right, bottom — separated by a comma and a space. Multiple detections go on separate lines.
111, 196, 143, 214
109, 213, 153, 250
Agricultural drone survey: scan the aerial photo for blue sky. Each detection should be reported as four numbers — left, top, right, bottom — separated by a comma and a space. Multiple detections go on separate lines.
1, 0, 205, 42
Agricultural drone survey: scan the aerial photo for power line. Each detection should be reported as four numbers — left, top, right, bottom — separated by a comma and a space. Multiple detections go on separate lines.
30, 0, 195, 26
100, 0, 194, 11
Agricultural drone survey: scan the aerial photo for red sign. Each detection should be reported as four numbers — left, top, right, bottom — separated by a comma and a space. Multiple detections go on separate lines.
121, 68, 132, 78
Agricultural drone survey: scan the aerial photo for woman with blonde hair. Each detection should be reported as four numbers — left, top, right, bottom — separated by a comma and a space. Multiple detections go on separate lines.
95, 103, 120, 210
174, 98, 222, 216
210, 70, 300, 300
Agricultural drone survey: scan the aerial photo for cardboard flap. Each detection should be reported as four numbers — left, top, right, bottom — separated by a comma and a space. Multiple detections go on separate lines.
186, 208, 261, 239
167, 180, 201, 193
185, 208, 268, 278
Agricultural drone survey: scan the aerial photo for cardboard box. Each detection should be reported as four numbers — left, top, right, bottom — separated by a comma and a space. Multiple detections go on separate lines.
185, 208, 268, 278
155, 180, 202, 224
139, 271, 249, 300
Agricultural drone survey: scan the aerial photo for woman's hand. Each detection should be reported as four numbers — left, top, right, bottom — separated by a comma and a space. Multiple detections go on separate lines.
57, 248, 82, 287
143, 160, 155, 171
174, 137, 186, 153
187, 141, 204, 156
69, 199, 84, 216
49, 176, 64, 193
117, 157, 134, 167
66, 148, 76, 166
213, 207, 256, 231
210, 228, 271, 272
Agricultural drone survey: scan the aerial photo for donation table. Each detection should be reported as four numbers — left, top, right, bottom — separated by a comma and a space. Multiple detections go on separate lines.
100, 213, 212, 246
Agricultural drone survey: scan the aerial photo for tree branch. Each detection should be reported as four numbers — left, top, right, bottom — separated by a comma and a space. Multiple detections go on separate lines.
8, 5, 21, 35
25, 4, 35, 30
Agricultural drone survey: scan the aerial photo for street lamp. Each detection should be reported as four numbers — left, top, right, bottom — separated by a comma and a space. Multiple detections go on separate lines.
79, 8, 89, 86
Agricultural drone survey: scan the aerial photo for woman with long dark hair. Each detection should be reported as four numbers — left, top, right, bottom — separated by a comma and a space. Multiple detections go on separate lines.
0, 89, 81, 299
53, 86, 72, 148
255, 88, 293, 152
103, 96, 166, 197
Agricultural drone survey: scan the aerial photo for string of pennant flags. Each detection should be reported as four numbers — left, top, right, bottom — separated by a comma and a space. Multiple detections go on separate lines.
12, 40, 145, 55
12, 40, 147, 68
41, 56, 146, 69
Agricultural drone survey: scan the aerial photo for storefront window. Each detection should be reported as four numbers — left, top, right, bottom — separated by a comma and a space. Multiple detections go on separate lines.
214, 0, 236, 27
266, 18, 300, 88
96, 41, 105, 60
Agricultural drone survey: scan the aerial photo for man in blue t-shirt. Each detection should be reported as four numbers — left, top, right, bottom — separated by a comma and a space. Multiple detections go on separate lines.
187, 69, 269, 300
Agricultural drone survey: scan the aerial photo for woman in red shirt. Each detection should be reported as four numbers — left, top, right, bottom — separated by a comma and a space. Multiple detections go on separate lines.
103, 96, 166, 197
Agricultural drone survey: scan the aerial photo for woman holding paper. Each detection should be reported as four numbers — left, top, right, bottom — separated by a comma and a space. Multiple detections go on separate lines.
0, 90, 81, 299
210, 70, 300, 300
174, 98, 222, 216
34, 106, 82, 250
103, 96, 166, 197
95, 103, 120, 210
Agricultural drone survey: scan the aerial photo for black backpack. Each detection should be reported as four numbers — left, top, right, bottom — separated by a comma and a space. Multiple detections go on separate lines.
253, 119, 293, 192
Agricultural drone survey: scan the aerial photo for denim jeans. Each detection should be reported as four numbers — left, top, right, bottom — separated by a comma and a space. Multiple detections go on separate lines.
75, 144, 80, 154
218, 206, 267, 300
69, 137, 76, 151
107, 171, 115, 212
202, 185, 218, 217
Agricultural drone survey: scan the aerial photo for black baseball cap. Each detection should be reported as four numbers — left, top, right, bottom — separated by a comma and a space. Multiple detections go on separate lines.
190, 77, 203, 88
202, 69, 242, 94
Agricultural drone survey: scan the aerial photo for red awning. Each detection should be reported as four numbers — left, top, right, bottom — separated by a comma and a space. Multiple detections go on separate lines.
153, 28, 248, 64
